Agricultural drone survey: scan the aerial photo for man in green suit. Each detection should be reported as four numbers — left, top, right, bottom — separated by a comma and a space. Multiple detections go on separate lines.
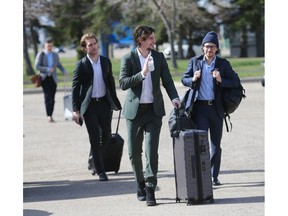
119, 25, 181, 206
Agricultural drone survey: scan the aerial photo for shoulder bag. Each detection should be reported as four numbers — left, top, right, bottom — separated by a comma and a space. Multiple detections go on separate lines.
30, 52, 45, 87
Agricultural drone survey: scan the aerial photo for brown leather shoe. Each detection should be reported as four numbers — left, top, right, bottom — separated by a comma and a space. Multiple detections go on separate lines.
48, 116, 55, 122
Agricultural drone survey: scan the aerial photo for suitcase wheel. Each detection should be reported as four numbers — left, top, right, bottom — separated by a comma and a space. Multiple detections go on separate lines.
115, 170, 119, 174
176, 197, 180, 203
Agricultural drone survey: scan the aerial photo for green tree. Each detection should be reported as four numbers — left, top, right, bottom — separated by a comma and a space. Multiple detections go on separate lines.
50, 0, 95, 59
206, 0, 265, 57
230, 0, 264, 57
85, 0, 123, 58
23, 0, 53, 75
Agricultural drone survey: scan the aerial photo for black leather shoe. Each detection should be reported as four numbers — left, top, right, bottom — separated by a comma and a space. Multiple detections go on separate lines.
99, 172, 108, 181
146, 187, 156, 206
137, 181, 146, 201
213, 178, 221, 186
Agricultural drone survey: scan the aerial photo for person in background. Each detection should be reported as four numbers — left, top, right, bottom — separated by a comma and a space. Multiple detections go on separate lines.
181, 31, 240, 186
119, 25, 181, 206
35, 39, 68, 122
71, 33, 122, 182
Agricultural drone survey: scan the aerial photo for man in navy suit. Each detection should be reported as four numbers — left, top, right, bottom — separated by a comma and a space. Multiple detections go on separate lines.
35, 39, 68, 122
72, 33, 122, 181
182, 31, 240, 186
119, 25, 181, 206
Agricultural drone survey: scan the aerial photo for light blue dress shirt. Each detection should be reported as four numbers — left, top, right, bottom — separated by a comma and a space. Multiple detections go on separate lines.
197, 56, 216, 100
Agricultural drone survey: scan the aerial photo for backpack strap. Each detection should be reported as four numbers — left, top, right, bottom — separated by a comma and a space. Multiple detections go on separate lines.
186, 58, 203, 116
40, 51, 45, 65
215, 57, 234, 133
224, 114, 232, 132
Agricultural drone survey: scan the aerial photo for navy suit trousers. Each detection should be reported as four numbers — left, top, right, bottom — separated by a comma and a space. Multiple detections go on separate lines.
192, 101, 223, 179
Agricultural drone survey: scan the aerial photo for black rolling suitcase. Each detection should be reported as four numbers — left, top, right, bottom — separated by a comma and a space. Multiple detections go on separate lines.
88, 110, 124, 174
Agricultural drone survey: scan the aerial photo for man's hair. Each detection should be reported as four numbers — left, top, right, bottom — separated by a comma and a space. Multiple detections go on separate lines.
45, 39, 53, 44
80, 33, 98, 51
133, 25, 155, 47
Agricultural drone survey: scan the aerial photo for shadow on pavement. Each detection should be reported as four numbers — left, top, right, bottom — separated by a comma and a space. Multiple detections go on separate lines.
213, 196, 264, 204
24, 176, 135, 203
23, 209, 53, 216
220, 169, 264, 175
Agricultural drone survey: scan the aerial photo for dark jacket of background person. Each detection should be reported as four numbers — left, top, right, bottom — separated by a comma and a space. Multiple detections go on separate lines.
35, 49, 67, 83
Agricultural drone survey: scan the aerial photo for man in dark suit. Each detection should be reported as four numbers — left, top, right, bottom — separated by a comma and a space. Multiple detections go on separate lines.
72, 33, 122, 181
35, 39, 68, 122
181, 31, 240, 186
119, 25, 181, 206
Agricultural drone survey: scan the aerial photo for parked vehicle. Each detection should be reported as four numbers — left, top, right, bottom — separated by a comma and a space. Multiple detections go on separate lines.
163, 43, 189, 59
162, 41, 201, 59
54, 46, 65, 53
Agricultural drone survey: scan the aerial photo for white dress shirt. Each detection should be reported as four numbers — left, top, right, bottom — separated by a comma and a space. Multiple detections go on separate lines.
87, 55, 106, 98
137, 49, 154, 104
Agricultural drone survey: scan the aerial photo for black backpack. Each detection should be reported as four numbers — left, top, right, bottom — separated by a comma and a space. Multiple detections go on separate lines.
222, 75, 246, 115
216, 59, 246, 132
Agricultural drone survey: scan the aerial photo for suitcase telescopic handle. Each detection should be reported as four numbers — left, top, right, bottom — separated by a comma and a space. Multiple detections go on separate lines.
115, 109, 121, 134
173, 107, 180, 138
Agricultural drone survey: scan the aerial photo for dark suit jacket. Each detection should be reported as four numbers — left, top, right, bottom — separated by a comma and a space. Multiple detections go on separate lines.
72, 55, 122, 116
181, 55, 240, 119
119, 49, 179, 120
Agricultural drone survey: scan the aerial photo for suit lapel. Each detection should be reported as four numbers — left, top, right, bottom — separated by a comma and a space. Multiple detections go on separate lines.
100, 56, 109, 86
131, 49, 142, 73
82, 56, 94, 79
150, 50, 157, 85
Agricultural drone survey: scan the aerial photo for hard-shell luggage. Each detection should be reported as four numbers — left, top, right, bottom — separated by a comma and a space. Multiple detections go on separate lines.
88, 110, 124, 174
63, 75, 73, 120
64, 94, 73, 120
172, 129, 214, 205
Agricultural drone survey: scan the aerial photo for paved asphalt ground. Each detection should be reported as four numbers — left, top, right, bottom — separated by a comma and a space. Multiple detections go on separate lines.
22, 80, 264, 216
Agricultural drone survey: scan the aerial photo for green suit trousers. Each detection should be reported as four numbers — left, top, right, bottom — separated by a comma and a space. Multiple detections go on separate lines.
126, 104, 162, 189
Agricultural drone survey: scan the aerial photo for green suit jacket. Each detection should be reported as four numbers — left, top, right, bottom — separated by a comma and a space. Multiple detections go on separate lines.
119, 49, 179, 120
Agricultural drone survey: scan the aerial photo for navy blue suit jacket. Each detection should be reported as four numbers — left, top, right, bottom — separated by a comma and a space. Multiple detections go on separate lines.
181, 55, 240, 118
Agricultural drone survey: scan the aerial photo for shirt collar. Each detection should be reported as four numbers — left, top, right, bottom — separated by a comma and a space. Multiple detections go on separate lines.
136, 48, 152, 58
87, 54, 100, 64
203, 55, 216, 66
